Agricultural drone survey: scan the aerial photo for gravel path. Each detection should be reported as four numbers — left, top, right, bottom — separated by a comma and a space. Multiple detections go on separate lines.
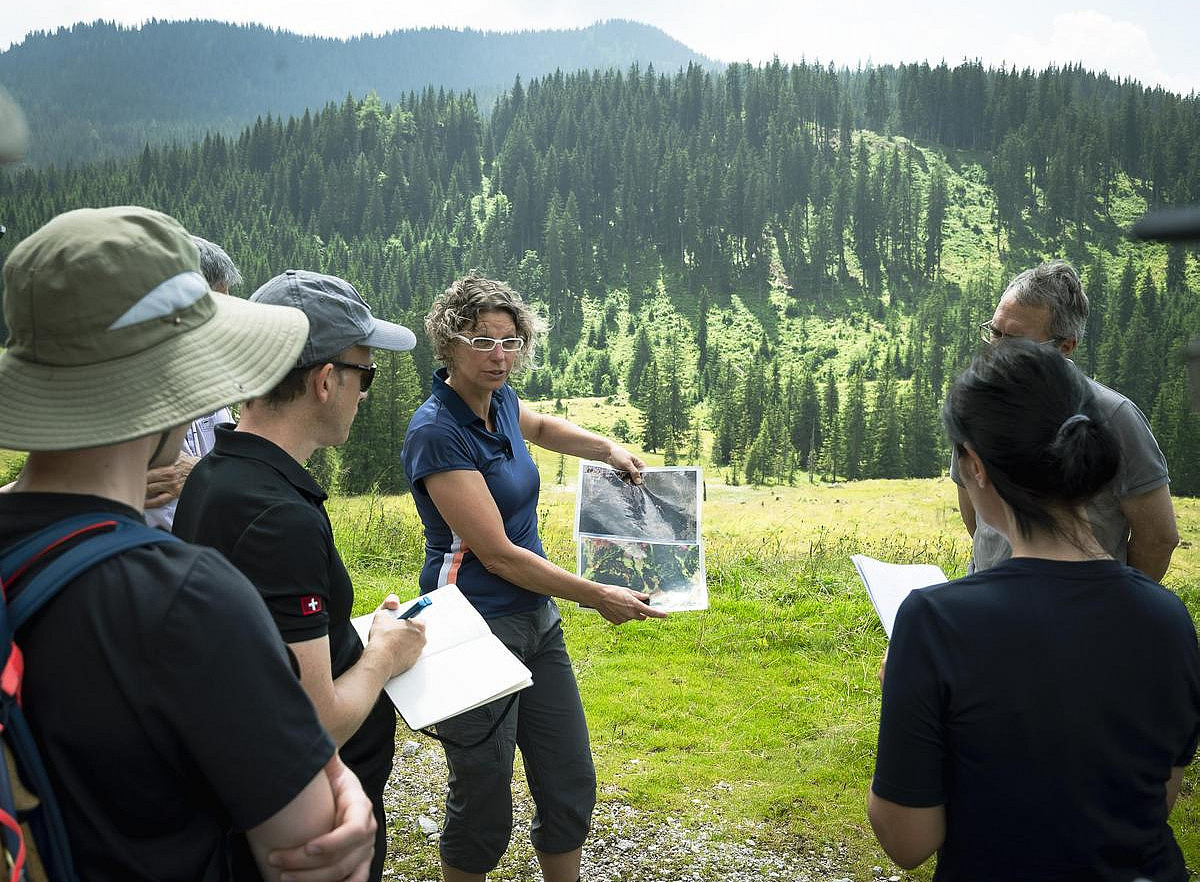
380, 739, 899, 882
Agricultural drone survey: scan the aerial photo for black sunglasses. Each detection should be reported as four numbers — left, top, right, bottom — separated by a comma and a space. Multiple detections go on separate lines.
328, 361, 377, 392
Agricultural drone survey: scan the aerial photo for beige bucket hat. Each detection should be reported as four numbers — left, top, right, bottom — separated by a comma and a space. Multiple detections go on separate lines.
0, 206, 309, 451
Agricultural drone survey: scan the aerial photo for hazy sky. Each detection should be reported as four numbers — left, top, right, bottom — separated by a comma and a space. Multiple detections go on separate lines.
3, 0, 1197, 95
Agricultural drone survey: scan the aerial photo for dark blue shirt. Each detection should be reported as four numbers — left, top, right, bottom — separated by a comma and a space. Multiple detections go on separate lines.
403, 368, 548, 619
873, 557, 1200, 882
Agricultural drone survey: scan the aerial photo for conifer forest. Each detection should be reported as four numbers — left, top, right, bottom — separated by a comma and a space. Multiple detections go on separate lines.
2, 58, 1198, 492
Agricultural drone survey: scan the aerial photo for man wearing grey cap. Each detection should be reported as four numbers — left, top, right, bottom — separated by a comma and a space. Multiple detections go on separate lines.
174, 269, 427, 882
0, 207, 377, 880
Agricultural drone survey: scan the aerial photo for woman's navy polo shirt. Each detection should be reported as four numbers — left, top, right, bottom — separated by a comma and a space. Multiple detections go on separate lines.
403, 368, 549, 619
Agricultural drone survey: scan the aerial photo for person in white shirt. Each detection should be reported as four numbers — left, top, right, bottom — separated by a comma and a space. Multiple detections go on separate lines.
144, 235, 242, 528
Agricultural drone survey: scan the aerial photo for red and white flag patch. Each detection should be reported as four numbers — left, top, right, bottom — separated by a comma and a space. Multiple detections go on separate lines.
300, 594, 324, 616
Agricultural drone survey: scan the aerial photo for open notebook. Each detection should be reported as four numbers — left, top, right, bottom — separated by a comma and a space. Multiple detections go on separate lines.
351, 584, 532, 730
850, 554, 949, 638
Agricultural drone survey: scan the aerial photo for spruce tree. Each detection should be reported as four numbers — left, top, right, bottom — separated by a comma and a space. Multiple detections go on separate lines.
867, 374, 903, 478
626, 327, 653, 403
1151, 377, 1200, 496
639, 357, 664, 452
662, 338, 692, 456
924, 163, 947, 279
902, 364, 943, 477
1081, 257, 1107, 376
842, 370, 867, 480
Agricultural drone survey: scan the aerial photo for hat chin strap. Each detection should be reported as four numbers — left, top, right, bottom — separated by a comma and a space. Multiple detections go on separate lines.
147, 429, 174, 467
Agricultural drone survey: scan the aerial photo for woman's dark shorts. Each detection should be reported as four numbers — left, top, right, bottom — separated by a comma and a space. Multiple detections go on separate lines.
434, 600, 596, 874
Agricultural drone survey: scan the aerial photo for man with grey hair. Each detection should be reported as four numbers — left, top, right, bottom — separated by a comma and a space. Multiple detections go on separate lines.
144, 235, 244, 528
194, 233, 244, 291
952, 259, 1179, 579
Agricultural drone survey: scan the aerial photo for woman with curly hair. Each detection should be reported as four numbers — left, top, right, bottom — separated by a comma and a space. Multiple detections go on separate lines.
403, 274, 667, 882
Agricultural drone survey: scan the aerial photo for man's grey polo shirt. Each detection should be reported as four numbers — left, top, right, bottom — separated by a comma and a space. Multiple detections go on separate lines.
950, 370, 1169, 572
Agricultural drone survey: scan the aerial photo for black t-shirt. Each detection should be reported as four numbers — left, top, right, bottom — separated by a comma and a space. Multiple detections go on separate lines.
174, 427, 396, 790
874, 557, 1200, 882
0, 493, 334, 882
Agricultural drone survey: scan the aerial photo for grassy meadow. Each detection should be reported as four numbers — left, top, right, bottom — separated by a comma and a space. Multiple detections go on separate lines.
2, 438, 1197, 876
330, 448, 1200, 878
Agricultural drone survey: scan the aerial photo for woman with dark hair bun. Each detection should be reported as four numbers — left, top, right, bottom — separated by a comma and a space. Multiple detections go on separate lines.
869, 338, 1200, 881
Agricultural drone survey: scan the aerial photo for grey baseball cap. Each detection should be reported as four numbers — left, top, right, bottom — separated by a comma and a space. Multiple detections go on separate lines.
250, 269, 416, 364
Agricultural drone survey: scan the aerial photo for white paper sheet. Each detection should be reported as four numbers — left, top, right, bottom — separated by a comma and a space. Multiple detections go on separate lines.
850, 554, 949, 638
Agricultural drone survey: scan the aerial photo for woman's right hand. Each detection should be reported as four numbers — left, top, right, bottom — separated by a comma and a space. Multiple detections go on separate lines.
591, 583, 669, 625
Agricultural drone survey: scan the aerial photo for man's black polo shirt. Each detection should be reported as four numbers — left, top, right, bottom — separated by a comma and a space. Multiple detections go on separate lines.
0, 492, 333, 881
174, 427, 396, 797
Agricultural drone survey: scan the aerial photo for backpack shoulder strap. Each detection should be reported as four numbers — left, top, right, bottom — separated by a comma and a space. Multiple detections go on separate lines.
0, 513, 179, 632
0, 513, 178, 882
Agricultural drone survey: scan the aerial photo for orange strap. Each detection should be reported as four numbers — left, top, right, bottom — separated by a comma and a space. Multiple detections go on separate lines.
0, 808, 25, 882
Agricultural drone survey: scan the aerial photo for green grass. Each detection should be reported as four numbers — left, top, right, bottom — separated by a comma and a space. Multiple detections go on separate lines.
0, 450, 25, 485
328, 477, 1200, 877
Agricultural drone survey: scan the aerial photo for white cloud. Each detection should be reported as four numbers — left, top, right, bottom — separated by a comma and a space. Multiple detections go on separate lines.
2, 2, 1196, 95
1001, 9, 1191, 93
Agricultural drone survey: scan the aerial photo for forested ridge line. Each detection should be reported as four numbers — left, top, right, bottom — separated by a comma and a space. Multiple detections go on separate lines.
1, 59, 1197, 492
0, 18, 712, 166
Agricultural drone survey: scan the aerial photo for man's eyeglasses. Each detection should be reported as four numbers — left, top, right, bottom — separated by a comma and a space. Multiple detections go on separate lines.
454, 334, 525, 352
978, 321, 1065, 347
329, 361, 377, 392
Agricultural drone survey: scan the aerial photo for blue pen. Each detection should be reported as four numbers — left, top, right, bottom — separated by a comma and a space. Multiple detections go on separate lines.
398, 596, 432, 620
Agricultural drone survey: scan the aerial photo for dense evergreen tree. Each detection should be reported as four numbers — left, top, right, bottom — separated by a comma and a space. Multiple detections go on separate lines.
1152, 377, 1200, 496
924, 164, 947, 279
2, 57, 1197, 491
627, 327, 653, 405
866, 375, 903, 478
902, 362, 944, 478
842, 371, 868, 481
638, 357, 665, 452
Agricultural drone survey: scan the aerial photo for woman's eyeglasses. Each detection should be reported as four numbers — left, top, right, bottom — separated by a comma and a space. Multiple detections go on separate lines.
454, 334, 525, 352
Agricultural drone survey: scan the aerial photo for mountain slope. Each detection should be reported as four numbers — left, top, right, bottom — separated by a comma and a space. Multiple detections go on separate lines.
0, 18, 714, 165
2, 63, 1197, 491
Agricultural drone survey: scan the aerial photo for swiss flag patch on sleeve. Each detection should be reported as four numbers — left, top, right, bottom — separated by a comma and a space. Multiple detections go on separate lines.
300, 595, 325, 616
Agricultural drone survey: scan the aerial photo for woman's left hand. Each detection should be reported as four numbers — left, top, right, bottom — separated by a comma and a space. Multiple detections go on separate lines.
606, 445, 646, 485
592, 583, 669, 624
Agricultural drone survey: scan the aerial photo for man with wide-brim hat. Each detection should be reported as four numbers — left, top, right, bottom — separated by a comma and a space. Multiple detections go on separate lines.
0, 205, 377, 880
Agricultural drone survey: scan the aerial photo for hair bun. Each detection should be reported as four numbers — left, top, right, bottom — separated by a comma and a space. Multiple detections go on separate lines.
1053, 413, 1090, 444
